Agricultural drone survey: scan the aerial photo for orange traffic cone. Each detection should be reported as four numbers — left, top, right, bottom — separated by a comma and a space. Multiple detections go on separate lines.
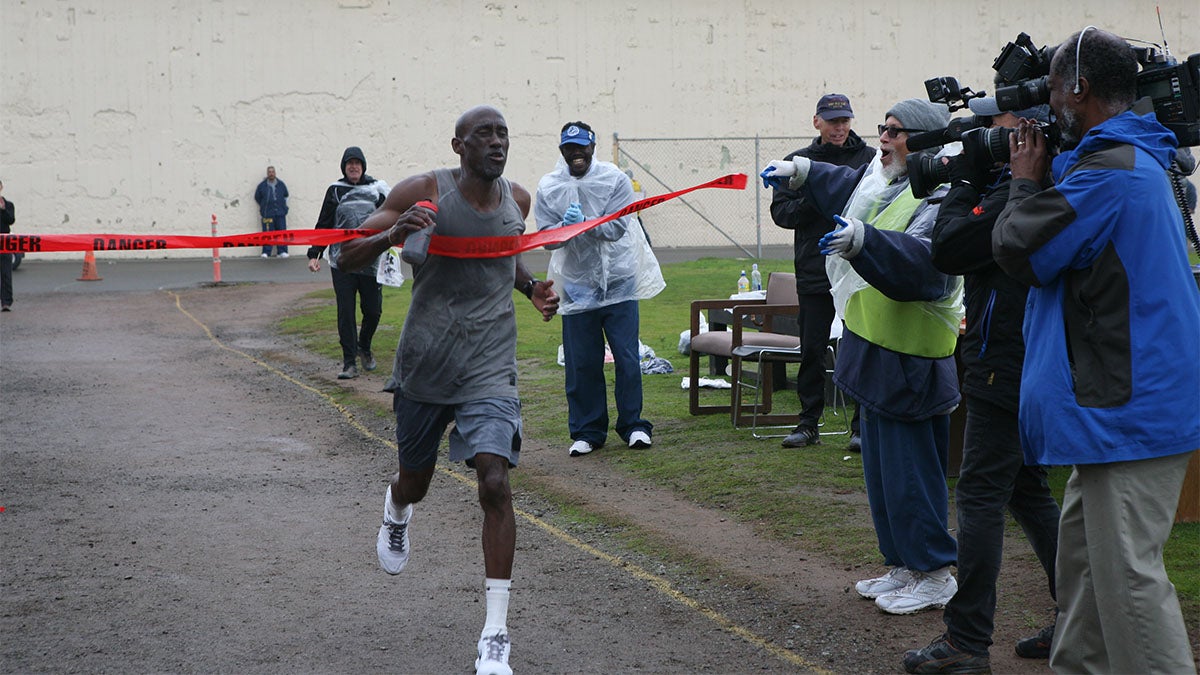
77, 250, 102, 281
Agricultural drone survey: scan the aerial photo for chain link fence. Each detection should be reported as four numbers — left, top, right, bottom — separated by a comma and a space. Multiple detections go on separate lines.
613, 134, 811, 258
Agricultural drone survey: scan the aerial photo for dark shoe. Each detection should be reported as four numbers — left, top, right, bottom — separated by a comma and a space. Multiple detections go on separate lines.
0, 304, 10, 312
846, 433, 862, 452
1014, 623, 1054, 659
337, 364, 358, 380
903, 634, 991, 674
781, 426, 819, 448
361, 350, 377, 371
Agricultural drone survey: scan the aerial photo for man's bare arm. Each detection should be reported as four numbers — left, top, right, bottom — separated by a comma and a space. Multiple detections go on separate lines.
337, 173, 438, 273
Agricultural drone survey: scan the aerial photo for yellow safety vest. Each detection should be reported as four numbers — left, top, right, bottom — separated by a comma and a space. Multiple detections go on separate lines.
843, 191, 960, 358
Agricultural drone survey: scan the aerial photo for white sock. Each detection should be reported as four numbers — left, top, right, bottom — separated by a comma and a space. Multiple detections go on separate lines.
483, 578, 511, 635
385, 486, 410, 523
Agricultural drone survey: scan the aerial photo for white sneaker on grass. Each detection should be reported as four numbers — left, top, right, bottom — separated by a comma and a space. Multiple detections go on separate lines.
875, 569, 957, 615
568, 440, 594, 457
628, 430, 652, 448
854, 566, 916, 599
375, 486, 412, 574
475, 630, 512, 675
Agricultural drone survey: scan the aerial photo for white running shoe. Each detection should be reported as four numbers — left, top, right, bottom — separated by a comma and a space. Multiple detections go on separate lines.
854, 566, 917, 599
568, 440, 594, 457
628, 430, 652, 448
376, 486, 412, 575
279, 252, 289, 258
260, 253, 269, 258
475, 630, 512, 675
875, 569, 958, 615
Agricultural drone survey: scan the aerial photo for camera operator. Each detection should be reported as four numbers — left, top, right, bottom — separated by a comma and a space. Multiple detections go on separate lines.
993, 28, 1199, 674
902, 103, 1062, 674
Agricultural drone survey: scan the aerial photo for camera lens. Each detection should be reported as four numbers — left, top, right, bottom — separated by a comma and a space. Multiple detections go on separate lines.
906, 153, 952, 199
967, 127, 1013, 164
994, 76, 1050, 112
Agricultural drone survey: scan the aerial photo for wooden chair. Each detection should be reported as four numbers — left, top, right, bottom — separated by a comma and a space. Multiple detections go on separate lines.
687, 272, 800, 420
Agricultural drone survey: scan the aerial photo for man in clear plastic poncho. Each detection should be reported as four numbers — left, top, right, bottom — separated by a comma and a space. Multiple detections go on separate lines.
535, 121, 665, 458
761, 98, 965, 616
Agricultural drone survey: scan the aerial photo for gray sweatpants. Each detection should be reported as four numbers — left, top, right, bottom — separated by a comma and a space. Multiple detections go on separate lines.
1050, 451, 1197, 675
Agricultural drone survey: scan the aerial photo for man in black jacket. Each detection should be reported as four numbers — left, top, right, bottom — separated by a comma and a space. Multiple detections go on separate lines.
769, 94, 873, 448
306, 147, 391, 380
902, 102, 1061, 674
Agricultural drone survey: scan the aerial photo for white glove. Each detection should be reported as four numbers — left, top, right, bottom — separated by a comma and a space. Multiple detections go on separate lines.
759, 156, 811, 189
819, 215, 865, 259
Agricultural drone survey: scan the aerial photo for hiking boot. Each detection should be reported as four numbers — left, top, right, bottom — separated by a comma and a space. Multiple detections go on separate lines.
475, 630, 512, 675
569, 440, 594, 457
876, 569, 958, 615
360, 350, 377, 371
855, 566, 917, 599
903, 634, 991, 674
1014, 623, 1054, 659
376, 486, 412, 575
781, 425, 819, 448
628, 430, 652, 448
337, 364, 358, 380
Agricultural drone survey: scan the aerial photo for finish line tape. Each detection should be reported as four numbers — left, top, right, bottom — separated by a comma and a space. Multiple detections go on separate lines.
0, 173, 747, 258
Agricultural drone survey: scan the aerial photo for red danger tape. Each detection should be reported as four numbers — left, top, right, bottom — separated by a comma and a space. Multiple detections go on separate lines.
0, 173, 747, 258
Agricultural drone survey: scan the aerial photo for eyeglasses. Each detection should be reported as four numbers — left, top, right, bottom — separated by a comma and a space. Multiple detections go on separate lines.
877, 124, 925, 139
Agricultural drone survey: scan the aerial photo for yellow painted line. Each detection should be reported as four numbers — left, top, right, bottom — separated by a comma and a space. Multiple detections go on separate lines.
169, 289, 831, 674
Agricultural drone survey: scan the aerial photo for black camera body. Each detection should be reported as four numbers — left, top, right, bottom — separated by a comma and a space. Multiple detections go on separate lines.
990, 32, 1200, 147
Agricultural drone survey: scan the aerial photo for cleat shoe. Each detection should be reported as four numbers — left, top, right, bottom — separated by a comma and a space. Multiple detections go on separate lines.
628, 430, 652, 448
376, 487, 412, 575
877, 569, 958, 615
903, 634, 991, 674
361, 350, 377, 371
856, 566, 917, 599
1014, 623, 1054, 659
337, 364, 358, 380
846, 433, 862, 452
568, 440, 594, 457
475, 630, 512, 675
781, 425, 820, 448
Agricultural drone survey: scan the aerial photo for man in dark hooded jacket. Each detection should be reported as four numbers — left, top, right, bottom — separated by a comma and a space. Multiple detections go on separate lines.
770, 94, 874, 449
307, 146, 390, 380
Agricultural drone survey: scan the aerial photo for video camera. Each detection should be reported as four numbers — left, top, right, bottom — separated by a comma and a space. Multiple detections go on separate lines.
987, 32, 1200, 147
907, 30, 1199, 198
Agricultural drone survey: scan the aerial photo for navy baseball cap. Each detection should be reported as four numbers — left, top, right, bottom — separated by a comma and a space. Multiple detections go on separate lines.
815, 94, 854, 120
560, 125, 596, 146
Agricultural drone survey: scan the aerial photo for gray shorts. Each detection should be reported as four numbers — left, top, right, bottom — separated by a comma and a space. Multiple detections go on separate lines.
393, 394, 522, 470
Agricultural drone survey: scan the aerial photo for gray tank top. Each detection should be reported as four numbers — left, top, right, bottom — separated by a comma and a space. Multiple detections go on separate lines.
386, 168, 525, 403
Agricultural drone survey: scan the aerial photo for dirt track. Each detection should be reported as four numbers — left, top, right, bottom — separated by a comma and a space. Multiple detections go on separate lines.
0, 280, 1142, 673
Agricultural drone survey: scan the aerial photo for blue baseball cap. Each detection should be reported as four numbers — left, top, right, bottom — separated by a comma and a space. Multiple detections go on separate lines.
560, 125, 596, 146
815, 94, 854, 120
967, 97, 1051, 123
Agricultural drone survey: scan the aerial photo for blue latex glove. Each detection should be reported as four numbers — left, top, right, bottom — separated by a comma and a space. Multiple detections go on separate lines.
818, 215, 866, 258
759, 160, 795, 189
758, 157, 811, 189
563, 202, 584, 225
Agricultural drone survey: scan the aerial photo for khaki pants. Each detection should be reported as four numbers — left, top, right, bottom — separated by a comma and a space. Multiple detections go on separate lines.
1051, 451, 1197, 674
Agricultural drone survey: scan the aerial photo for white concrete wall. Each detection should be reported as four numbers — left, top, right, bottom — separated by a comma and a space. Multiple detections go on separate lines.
1, 0, 1196, 258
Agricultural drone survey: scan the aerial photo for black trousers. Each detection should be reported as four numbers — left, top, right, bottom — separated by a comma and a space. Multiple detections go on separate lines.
0, 253, 13, 306
331, 267, 382, 368
943, 396, 1061, 655
795, 292, 858, 432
